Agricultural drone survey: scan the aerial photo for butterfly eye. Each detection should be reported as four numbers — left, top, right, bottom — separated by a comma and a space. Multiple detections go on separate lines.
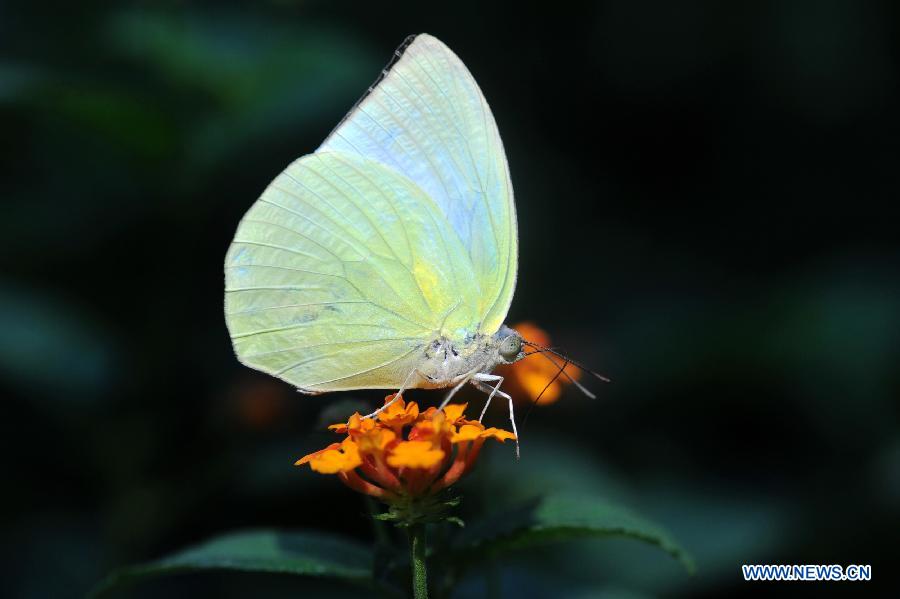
499, 335, 522, 362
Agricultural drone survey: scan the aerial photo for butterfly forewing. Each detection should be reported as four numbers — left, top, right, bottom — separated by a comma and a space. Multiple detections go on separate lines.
225, 34, 518, 391
319, 34, 517, 334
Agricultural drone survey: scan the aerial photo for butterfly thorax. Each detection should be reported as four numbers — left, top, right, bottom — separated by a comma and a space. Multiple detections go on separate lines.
415, 325, 523, 389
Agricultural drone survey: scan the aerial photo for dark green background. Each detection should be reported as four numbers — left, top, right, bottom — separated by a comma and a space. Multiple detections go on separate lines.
2, 1, 897, 597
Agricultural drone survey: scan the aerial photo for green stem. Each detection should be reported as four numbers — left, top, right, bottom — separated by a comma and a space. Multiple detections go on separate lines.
408, 524, 428, 599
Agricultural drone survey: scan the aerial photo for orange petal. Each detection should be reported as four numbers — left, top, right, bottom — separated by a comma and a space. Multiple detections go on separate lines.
328, 412, 363, 434
383, 393, 405, 407
300, 438, 362, 474
408, 420, 438, 442
346, 413, 377, 438
480, 427, 517, 442
500, 321, 582, 406
451, 423, 485, 443
355, 427, 397, 454
442, 403, 467, 424
520, 372, 563, 405
417, 406, 438, 422
379, 396, 420, 428
295, 442, 341, 465
386, 441, 445, 469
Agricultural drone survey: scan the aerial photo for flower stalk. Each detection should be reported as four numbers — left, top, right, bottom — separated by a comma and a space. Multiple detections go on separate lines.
408, 523, 428, 599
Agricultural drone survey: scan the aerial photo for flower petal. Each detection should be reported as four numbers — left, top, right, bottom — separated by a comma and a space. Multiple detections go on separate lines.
451, 423, 485, 443
356, 427, 397, 454
382, 393, 404, 408
442, 403, 467, 424
386, 441, 445, 469
416, 406, 438, 422
299, 438, 362, 474
328, 412, 364, 434
480, 427, 517, 442
408, 420, 437, 442
379, 394, 420, 428
295, 443, 341, 465
345, 413, 376, 439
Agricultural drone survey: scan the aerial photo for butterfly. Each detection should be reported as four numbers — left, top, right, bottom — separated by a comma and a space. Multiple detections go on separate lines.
224, 34, 588, 452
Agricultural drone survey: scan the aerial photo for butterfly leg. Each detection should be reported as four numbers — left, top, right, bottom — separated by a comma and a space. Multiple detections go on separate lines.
438, 364, 484, 410
438, 374, 473, 410
472, 373, 504, 421
472, 374, 520, 459
361, 368, 419, 420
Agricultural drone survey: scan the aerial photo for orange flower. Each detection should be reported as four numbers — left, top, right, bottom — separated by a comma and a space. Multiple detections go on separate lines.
296, 438, 362, 474
497, 321, 581, 405
296, 394, 515, 501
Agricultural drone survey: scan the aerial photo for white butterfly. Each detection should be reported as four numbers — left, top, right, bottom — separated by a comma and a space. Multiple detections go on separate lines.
225, 34, 576, 450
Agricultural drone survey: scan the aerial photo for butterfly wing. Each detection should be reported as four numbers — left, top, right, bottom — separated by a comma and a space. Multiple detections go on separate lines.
225, 151, 480, 392
319, 34, 517, 334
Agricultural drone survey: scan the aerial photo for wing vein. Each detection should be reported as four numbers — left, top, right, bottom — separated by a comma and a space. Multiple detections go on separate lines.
237, 218, 350, 263
227, 300, 371, 316
361, 91, 460, 204
230, 239, 333, 263
308, 153, 406, 268
258, 194, 426, 322
233, 321, 410, 340
301, 346, 421, 387
327, 151, 415, 264
243, 337, 421, 359
410, 45, 506, 314
226, 263, 347, 279
258, 195, 367, 260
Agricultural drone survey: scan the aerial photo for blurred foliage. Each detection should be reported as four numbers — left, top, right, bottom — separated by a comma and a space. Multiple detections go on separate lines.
92, 530, 380, 598
2, 0, 897, 597
94, 493, 692, 598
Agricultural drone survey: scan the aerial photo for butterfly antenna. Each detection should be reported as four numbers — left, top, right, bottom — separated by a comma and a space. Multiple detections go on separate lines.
523, 349, 595, 398
522, 341, 611, 384
536, 351, 597, 399
521, 354, 570, 428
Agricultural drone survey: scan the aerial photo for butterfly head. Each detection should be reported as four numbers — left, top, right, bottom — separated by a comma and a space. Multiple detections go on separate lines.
495, 325, 525, 364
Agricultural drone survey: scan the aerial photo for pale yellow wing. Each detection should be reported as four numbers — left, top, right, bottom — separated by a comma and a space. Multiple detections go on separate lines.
224, 151, 480, 392
320, 34, 517, 334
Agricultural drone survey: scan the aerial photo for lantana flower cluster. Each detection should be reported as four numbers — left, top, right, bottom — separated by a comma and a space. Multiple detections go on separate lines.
296, 395, 515, 501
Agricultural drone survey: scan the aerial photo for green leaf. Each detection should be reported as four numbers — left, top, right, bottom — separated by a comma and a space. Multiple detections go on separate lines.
91, 529, 392, 597
452, 494, 695, 574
